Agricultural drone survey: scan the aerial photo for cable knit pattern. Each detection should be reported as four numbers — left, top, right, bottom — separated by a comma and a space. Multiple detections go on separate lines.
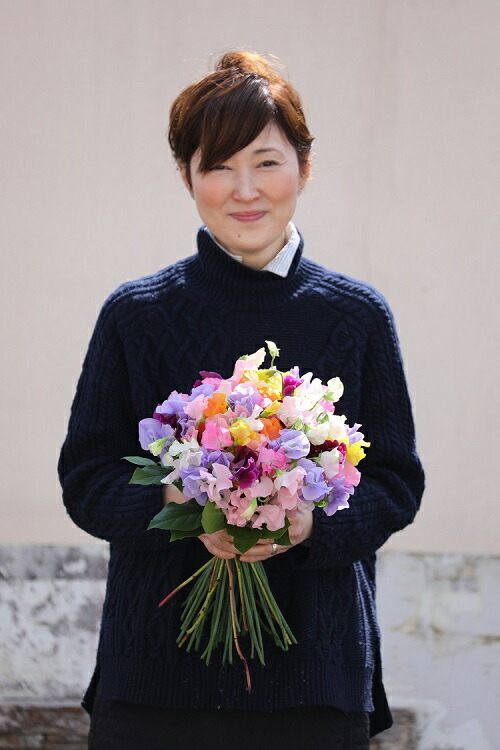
58, 227, 424, 719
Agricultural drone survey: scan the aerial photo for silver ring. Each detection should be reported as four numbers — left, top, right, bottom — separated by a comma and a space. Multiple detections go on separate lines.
271, 543, 278, 556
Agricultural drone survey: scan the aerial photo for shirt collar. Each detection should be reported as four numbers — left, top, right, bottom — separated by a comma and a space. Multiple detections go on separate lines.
201, 222, 300, 278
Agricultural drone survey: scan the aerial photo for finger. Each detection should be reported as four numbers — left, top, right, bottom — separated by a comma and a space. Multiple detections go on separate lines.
240, 544, 286, 562
199, 536, 235, 559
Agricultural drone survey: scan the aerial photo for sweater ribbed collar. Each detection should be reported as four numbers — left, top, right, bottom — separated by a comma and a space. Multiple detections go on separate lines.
186, 225, 310, 309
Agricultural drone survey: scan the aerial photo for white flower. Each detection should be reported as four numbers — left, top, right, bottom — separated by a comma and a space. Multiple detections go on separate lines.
318, 448, 342, 478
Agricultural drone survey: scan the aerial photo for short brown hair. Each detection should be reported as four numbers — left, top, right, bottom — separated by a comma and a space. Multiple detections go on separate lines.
168, 50, 314, 187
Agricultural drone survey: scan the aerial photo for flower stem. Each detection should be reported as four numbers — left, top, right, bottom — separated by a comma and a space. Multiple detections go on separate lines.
158, 557, 214, 608
226, 559, 252, 693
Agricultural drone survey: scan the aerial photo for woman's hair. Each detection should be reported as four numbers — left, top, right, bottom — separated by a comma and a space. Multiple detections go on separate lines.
168, 50, 314, 187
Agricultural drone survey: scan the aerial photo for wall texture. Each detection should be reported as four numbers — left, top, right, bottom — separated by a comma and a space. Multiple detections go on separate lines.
1, 546, 498, 749
0, 0, 499, 552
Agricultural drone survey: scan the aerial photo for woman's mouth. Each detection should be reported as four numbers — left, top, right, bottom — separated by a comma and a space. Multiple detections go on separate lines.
230, 211, 266, 222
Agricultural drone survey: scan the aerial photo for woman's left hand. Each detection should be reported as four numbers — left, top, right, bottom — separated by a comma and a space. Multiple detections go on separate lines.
239, 508, 313, 563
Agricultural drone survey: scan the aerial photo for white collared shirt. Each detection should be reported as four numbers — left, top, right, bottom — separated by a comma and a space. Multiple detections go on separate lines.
202, 222, 300, 278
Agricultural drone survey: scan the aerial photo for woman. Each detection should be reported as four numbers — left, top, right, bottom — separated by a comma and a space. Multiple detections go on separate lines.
59, 50, 424, 749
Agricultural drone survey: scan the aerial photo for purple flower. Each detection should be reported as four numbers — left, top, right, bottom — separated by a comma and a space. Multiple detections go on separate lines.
192, 371, 223, 388
189, 383, 216, 401
323, 477, 353, 516
154, 394, 187, 421
179, 466, 208, 506
232, 446, 259, 469
346, 423, 364, 444
296, 458, 330, 502
228, 386, 262, 414
283, 374, 303, 397
138, 419, 175, 453
200, 449, 234, 469
277, 429, 311, 460
233, 457, 260, 489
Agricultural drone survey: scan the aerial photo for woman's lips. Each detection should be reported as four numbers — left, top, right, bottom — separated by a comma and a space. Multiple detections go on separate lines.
230, 211, 266, 222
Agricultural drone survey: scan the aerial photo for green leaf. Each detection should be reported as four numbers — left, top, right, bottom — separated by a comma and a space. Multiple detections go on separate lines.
201, 502, 226, 534
129, 464, 171, 485
229, 525, 262, 554
170, 527, 204, 541
123, 455, 158, 466
261, 517, 292, 546
148, 500, 203, 532
273, 527, 292, 546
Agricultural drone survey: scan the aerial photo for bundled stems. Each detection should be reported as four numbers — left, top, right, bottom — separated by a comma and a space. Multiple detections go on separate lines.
158, 555, 296, 693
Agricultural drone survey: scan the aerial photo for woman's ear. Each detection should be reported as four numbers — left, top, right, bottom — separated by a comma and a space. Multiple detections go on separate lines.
298, 161, 312, 192
178, 162, 193, 196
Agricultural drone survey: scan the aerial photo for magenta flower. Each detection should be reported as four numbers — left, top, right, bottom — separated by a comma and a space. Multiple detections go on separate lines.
283, 374, 303, 397
233, 457, 260, 489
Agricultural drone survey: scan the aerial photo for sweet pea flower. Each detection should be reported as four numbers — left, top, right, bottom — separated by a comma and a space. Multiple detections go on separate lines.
201, 415, 233, 450
282, 374, 303, 397
177, 465, 208, 506
154, 392, 188, 421
274, 487, 299, 511
277, 429, 311, 460
183, 394, 208, 422
326, 414, 348, 443
229, 347, 266, 386
247, 475, 274, 499
305, 420, 331, 446
324, 477, 353, 515
295, 458, 330, 502
138, 418, 175, 454
274, 465, 307, 496
228, 384, 265, 414
233, 457, 260, 489
198, 463, 234, 502
338, 459, 361, 487
251, 502, 285, 532
275, 396, 301, 427
257, 446, 289, 476
226, 489, 256, 527
346, 439, 370, 466
317, 447, 342, 479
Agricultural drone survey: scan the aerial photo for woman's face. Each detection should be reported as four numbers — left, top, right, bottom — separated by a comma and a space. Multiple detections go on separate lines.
182, 123, 308, 269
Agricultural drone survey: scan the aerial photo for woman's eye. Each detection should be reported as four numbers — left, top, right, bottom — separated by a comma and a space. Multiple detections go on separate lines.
260, 160, 279, 167
210, 164, 227, 171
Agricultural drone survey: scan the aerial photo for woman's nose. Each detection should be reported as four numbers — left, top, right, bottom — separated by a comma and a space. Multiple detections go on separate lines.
232, 170, 260, 201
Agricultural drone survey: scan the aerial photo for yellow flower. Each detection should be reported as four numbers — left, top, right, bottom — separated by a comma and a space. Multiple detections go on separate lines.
261, 400, 281, 417
230, 419, 253, 445
346, 439, 371, 466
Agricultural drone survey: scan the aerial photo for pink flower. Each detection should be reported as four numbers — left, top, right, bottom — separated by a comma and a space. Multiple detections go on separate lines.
248, 476, 274, 498
257, 446, 289, 476
198, 463, 234, 501
274, 487, 299, 511
201, 415, 232, 450
338, 459, 361, 487
183, 394, 209, 421
251, 502, 285, 531
274, 466, 306, 496
226, 489, 255, 527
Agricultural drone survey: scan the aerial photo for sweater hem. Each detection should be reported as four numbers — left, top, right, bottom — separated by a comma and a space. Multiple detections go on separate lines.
93, 655, 374, 714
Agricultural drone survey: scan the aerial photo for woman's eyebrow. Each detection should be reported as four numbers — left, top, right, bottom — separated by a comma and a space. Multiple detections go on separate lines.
253, 147, 285, 156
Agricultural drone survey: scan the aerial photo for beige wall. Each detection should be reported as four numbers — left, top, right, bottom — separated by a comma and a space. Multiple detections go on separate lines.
1, 0, 498, 552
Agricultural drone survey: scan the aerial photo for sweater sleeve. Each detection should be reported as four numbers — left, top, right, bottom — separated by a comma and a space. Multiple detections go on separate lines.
58, 292, 175, 551
290, 292, 425, 570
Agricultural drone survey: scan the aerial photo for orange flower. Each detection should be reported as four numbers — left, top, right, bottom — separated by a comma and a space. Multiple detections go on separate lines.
260, 416, 281, 440
203, 393, 228, 418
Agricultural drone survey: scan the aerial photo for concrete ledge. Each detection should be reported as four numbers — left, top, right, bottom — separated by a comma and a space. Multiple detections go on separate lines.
0, 703, 415, 749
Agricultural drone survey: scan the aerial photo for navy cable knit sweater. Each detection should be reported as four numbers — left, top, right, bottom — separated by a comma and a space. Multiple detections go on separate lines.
58, 227, 424, 726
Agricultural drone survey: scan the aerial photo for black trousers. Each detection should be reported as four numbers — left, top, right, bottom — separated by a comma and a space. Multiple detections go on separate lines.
88, 684, 370, 750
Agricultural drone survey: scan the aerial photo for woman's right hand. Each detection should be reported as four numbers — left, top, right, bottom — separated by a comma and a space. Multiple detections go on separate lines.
199, 528, 239, 559
162, 485, 239, 559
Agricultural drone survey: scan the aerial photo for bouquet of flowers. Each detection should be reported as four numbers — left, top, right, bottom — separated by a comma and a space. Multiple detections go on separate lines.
124, 342, 369, 692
